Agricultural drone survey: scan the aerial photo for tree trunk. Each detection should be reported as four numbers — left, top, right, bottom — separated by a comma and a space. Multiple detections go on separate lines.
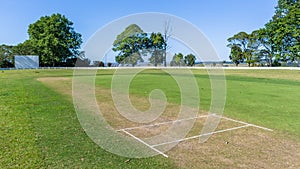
163, 47, 167, 67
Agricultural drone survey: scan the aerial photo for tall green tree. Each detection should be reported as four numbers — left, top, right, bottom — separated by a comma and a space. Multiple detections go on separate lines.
113, 24, 143, 46
12, 40, 36, 56
227, 0, 300, 66
265, 0, 300, 62
227, 32, 257, 66
28, 13, 82, 66
0, 44, 14, 68
112, 24, 146, 66
148, 32, 165, 66
113, 33, 147, 66
250, 29, 277, 66
113, 24, 167, 67
227, 32, 250, 51
184, 54, 196, 66
170, 53, 184, 66
229, 45, 244, 66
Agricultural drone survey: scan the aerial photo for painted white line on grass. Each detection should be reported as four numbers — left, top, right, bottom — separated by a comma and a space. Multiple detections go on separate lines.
211, 114, 273, 131
116, 115, 208, 131
151, 124, 250, 147
116, 115, 273, 150
117, 114, 273, 132
218, 115, 249, 125
247, 124, 273, 131
120, 129, 169, 158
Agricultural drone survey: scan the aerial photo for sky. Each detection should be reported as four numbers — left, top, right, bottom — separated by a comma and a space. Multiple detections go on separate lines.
0, 0, 278, 61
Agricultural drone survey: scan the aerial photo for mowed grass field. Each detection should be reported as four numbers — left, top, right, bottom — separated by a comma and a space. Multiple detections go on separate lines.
1, 68, 300, 168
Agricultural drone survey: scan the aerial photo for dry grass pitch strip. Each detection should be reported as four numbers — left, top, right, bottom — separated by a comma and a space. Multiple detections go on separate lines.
120, 129, 169, 158
116, 115, 208, 131
151, 124, 252, 147
118, 114, 273, 158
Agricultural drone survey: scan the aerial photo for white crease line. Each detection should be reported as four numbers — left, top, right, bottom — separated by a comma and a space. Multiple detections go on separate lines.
116, 115, 208, 131
117, 114, 273, 132
211, 114, 273, 131
247, 124, 273, 131
151, 124, 250, 147
218, 115, 249, 125
120, 129, 169, 158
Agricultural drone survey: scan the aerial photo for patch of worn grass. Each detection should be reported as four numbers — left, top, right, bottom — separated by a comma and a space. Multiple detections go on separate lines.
0, 69, 175, 168
224, 69, 300, 81
38, 68, 300, 169
3, 68, 300, 168
96, 69, 300, 138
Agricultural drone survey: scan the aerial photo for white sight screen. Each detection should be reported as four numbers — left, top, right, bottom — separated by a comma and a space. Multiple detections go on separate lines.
15, 55, 39, 69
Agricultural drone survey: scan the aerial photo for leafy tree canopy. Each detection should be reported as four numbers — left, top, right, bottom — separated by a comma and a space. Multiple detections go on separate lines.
229, 45, 244, 66
148, 32, 165, 66
170, 53, 184, 66
228, 0, 300, 66
13, 40, 36, 56
113, 24, 143, 46
28, 13, 82, 66
0, 44, 14, 68
227, 32, 257, 66
266, 0, 300, 61
112, 24, 166, 66
184, 54, 196, 66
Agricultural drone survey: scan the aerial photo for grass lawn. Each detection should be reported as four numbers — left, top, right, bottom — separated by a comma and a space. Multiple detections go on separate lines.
0, 70, 175, 168
1, 68, 300, 168
96, 69, 300, 138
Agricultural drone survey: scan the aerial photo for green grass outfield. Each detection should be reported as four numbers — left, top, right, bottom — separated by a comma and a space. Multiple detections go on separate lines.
1, 68, 300, 168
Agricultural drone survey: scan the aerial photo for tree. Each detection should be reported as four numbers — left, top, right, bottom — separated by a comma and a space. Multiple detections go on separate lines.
163, 20, 172, 67
264, 0, 300, 62
99, 61, 105, 67
273, 0, 299, 19
0, 41, 37, 68
12, 40, 36, 56
107, 62, 113, 67
227, 32, 250, 52
113, 33, 146, 66
229, 45, 244, 66
227, 32, 256, 67
184, 54, 196, 66
227, 0, 300, 66
113, 24, 143, 46
113, 24, 147, 66
250, 29, 277, 66
148, 32, 165, 66
28, 13, 82, 67
0, 44, 14, 68
113, 24, 168, 67
170, 53, 184, 66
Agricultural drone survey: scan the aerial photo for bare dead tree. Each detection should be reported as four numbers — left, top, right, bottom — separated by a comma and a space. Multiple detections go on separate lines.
163, 19, 172, 67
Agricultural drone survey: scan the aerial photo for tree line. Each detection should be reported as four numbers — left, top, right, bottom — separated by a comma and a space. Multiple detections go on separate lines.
227, 0, 300, 67
112, 24, 196, 67
1, 14, 198, 68
0, 13, 82, 68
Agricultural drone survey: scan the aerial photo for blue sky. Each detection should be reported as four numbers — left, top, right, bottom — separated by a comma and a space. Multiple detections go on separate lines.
0, 0, 277, 61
